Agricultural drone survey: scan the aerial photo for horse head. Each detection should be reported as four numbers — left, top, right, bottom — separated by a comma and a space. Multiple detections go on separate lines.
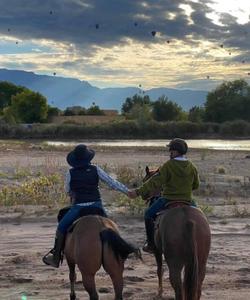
143, 166, 159, 182
143, 166, 161, 204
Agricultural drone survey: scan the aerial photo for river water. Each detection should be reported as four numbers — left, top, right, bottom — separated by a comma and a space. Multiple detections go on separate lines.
45, 139, 250, 151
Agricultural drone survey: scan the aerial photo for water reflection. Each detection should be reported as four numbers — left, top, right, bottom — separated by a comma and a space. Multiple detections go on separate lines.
45, 139, 250, 151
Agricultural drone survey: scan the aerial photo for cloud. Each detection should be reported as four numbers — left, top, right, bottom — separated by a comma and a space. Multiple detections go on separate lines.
0, 0, 229, 46
0, 0, 250, 89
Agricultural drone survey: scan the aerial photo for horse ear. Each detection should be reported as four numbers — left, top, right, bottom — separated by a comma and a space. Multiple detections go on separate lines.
145, 166, 149, 174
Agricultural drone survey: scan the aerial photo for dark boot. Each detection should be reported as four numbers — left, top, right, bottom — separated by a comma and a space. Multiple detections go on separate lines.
142, 218, 155, 253
42, 230, 65, 268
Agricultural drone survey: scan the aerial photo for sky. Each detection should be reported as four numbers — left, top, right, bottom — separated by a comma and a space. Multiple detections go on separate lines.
0, 0, 250, 91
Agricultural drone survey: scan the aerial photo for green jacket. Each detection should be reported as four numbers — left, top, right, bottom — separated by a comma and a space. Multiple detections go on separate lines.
137, 159, 199, 201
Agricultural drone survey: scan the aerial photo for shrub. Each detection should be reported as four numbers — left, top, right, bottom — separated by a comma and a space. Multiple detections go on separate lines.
0, 174, 67, 206
0, 120, 249, 139
220, 120, 250, 137
216, 166, 226, 174
232, 205, 250, 218
114, 194, 145, 215
115, 165, 144, 187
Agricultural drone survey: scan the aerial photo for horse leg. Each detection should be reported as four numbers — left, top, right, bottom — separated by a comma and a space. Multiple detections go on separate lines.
68, 263, 77, 300
104, 261, 124, 300
110, 270, 123, 300
168, 262, 183, 300
81, 273, 99, 300
155, 250, 163, 297
102, 244, 124, 300
197, 264, 206, 299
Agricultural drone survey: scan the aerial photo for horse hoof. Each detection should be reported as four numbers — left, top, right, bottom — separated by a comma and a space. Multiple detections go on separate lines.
70, 294, 76, 300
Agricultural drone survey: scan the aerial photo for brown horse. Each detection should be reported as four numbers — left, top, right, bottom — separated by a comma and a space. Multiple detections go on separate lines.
144, 167, 211, 300
64, 215, 140, 300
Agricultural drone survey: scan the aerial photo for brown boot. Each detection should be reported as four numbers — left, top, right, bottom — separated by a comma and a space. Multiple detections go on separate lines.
42, 230, 65, 268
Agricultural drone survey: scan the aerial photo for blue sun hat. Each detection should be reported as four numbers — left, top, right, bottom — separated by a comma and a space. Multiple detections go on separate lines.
66, 144, 95, 167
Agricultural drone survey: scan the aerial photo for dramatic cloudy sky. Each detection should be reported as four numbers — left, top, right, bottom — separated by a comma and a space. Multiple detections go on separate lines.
0, 0, 250, 90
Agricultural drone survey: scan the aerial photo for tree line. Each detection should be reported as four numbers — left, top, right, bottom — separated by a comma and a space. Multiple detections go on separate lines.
122, 79, 250, 124
0, 82, 104, 124
0, 79, 250, 124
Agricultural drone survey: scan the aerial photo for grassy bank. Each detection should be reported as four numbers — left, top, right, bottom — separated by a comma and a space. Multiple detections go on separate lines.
1, 120, 250, 139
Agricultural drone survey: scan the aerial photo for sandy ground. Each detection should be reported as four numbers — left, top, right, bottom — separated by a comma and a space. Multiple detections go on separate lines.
0, 145, 250, 299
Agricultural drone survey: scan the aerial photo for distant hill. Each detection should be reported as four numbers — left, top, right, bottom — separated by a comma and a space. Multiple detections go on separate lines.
0, 68, 208, 110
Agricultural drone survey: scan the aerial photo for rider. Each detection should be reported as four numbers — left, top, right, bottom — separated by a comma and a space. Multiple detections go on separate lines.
128, 138, 200, 253
43, 144, 129, 268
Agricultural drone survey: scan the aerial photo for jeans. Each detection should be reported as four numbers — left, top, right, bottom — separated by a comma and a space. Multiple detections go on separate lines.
144, 197, 197, 220
57, 201, 107, 234
144, 197, 168, 220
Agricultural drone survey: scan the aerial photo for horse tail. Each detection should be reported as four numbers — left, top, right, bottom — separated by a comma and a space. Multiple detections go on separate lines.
184, 220, 198, 300
99, 228, 141, 264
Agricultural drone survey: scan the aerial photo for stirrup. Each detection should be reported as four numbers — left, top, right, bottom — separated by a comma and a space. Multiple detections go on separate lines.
43, 248, 54, 260
142, 242, 154, 254
42, 248, 64, 264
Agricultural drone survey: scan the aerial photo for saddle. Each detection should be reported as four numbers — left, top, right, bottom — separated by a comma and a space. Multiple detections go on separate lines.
157, 200, 191, 217
57, 206, 106, 223
154, 200, 192, 232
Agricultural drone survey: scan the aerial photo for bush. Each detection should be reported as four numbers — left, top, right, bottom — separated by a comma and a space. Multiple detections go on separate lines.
115, 165, 144, 187
220, 120, 250, 137
0, 120, 249, 139
114, 194, 146, 215
0, 174, 67, 206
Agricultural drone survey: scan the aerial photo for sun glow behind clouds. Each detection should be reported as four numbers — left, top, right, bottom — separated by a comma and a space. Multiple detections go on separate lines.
207, 0, 250, 25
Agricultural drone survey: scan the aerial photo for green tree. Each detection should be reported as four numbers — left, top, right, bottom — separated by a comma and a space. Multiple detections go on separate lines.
78, 107, 86, 115
10, 90, 48, 123
204, 79, 250, 123
47, 105, 61, 121
63, 106, 86, 116
2, 106, 16, 124
152, 96, 183, 121
86, 105, 104, 115
121, 94, 152, 115
64, 107, 76, 116
127, 103, 152, 125
188, 106, 205, 122
0, 81, 26, 111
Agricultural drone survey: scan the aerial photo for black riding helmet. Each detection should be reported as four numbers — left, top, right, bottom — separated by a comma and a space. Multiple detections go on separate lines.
167, 138, 188, 155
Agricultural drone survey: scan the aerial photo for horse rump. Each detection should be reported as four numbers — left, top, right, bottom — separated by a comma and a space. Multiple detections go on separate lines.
100, 229, 141, 261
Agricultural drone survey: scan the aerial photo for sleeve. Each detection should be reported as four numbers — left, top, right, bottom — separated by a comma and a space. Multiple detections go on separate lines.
192, 165, 200, 190
96, 165, 129, 194
136, 165, 166, 200
64, 170, 71, 194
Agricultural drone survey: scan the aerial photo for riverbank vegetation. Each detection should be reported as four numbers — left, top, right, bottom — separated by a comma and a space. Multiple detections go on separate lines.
0, 79, 250, 138
0, 119, 250, 139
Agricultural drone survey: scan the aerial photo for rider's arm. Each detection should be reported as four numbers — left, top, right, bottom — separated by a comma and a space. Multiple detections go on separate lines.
96, 165, 129, 194
64, 170, 71, 194
192, 165, 200, 190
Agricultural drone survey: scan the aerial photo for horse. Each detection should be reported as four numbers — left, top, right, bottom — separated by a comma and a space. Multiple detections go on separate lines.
143, 166, 211, 300
63, 212, 141, 300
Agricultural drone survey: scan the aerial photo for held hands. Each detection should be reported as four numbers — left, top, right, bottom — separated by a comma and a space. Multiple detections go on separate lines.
127, 189, 138, 199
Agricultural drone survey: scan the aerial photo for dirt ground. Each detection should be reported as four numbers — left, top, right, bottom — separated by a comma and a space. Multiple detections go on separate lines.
0, 145, 250, 299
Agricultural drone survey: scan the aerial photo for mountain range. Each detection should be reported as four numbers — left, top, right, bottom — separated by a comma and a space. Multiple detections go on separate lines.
0, 68, 208, 111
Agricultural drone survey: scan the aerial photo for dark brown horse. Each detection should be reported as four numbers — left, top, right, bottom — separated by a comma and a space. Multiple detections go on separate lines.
144, 167, 211, 300
64, 215, 140, 300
